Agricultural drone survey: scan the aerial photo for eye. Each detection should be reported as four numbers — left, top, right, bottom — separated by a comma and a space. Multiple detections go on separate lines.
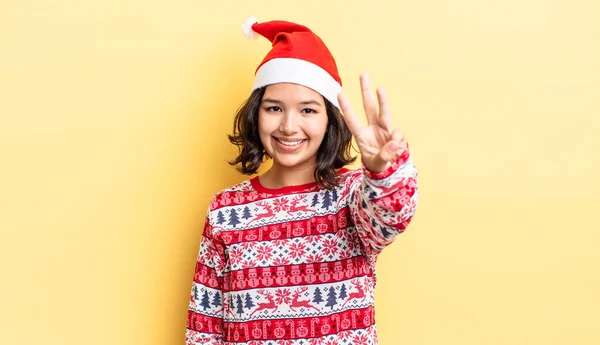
266, 106, 282, 112
302, 108, 317, 114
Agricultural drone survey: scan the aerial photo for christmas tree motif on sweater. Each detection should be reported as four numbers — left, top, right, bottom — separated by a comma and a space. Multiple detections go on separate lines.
212, 293, 223, 316
236, 294, 245, 316
192, 285, 199, 302
321, 190, 333, 210
199, 290, 211, 310
244, 292, 255, 310
325, 286, 338, 310
339, 283, 348, 300
242, 206, 252, 220
310, 194, 319, 207
228, 209, 241, 227
211, 291, 221, 309
312, 287, 324, 304
216, 210, 226, 225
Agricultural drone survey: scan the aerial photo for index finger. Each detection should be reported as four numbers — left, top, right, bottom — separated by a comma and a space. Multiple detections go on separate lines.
338, 92, 365, 136
377, 87, 392, 132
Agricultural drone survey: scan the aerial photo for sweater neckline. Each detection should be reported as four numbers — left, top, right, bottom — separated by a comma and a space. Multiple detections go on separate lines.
250, 168, 350, 195
250, 176, 319, 195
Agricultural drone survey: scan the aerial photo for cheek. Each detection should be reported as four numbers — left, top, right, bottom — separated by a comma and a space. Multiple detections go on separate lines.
258, 111, 279, 130
257, 113, 269, 135
307, 117, 329, 141
257, 113, 275, 148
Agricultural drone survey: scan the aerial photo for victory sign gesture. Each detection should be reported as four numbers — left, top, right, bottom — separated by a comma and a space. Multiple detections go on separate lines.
338, 74, 408, 172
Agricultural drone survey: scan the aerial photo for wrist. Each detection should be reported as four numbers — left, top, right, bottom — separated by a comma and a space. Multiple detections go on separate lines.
363, 147, 410, 180
362, 159, 391, 173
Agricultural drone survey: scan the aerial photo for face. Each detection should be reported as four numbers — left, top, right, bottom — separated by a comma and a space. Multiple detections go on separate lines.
258, 83, 328, 171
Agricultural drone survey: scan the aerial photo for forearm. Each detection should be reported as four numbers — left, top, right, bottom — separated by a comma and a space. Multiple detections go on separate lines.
349, 149, 419, 256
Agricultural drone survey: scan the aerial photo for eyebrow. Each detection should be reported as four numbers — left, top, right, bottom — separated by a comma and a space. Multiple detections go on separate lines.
262, 98, 323, 107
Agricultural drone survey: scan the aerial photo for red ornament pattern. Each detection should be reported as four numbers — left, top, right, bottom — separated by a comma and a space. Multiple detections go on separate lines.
186, 154, 418, 344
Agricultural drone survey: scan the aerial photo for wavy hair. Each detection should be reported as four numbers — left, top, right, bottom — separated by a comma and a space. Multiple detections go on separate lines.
227, 87, 356, 189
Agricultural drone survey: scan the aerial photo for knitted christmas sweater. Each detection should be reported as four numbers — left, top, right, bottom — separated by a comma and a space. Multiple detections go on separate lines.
186, 150, 418, 345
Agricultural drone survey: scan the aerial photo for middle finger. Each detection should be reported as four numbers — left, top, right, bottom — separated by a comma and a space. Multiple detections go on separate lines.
360, 74, 379, 126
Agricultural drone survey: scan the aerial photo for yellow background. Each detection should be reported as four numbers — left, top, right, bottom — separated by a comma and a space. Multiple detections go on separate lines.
1, 1, 599, 344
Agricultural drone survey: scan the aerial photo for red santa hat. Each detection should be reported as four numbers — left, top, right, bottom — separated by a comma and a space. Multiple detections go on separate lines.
242, 17, 342, 108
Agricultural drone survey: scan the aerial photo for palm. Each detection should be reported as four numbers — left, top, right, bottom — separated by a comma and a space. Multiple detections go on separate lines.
338, 74, 406, 172
354, 124, 393, 160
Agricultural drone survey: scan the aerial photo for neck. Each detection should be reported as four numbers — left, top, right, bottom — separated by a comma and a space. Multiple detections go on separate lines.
260, 159, 317, 189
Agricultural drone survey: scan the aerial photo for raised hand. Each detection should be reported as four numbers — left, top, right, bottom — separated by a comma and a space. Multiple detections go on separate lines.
338, 74, 407, 172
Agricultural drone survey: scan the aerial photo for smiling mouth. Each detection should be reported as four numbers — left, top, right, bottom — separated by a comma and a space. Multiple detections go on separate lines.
274, 138, 307, 147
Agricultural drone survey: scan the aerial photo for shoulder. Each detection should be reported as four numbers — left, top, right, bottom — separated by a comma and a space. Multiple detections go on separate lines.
207, 179, 259, 212
219, 179, 254, 194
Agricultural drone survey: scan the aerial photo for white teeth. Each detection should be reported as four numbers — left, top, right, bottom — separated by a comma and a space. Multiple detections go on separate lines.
277, 139, 304, 146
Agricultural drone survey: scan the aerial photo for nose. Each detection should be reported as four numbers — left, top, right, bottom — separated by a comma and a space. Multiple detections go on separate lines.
279, 110, 299, 135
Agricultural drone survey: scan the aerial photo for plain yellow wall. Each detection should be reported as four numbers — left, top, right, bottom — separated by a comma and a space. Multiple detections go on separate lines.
1, 1, 599, 344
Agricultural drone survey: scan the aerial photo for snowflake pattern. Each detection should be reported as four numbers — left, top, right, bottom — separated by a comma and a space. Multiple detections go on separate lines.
187, 156, 418, 345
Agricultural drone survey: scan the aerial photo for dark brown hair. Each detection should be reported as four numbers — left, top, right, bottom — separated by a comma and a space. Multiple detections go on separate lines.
228, 87, 356, 189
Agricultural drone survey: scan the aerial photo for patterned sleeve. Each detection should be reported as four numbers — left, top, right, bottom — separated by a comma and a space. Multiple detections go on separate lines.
346, 147, 419, 259
186, 209, 226, 345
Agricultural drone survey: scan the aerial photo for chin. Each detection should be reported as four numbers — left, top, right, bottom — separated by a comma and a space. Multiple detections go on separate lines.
269, 151, 317, 169
273, 156, 309, 168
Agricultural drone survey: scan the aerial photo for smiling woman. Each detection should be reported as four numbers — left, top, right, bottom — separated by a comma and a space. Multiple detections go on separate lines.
185, 17, 418, 345
259, 83, 332, 188
228, 83, 355, 190
2, 1, 598, 345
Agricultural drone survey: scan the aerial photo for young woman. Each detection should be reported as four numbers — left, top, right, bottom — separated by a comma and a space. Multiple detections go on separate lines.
186, 18, 419, 345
